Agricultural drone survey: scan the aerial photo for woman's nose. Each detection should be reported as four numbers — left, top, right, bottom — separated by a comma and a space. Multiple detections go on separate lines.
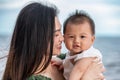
60, 34, 64, 41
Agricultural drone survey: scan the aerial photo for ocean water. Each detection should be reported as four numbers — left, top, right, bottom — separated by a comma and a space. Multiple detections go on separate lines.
0, 36, 120, 80
94, 37, 120, 80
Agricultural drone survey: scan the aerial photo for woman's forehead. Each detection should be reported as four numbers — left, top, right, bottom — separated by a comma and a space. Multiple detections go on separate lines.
55, 17, 61, 31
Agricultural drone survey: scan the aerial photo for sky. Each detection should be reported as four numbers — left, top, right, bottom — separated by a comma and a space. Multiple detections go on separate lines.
0, 0, 120, 37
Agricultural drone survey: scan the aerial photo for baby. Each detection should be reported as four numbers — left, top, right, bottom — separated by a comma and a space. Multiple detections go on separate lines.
62, 10, 105, 80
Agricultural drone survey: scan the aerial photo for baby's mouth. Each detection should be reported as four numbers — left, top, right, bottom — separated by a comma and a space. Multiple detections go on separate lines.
73, 45, 80, 48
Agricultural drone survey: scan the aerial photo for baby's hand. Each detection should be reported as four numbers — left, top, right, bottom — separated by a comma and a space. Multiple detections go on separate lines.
51, 56, 63, 70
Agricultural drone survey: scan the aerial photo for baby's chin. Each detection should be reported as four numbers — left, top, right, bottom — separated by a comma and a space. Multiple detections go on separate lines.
72, 51, 83, 55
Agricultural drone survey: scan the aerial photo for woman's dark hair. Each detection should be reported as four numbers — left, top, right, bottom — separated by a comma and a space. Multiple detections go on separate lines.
63, 10, 95, 35
3, 2, 58, 80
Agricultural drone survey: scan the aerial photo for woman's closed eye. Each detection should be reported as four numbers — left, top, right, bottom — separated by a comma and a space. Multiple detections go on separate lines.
54, 33, 59, 37
54, 31, 61, 37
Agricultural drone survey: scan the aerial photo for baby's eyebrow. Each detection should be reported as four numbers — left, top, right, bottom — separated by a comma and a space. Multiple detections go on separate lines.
66, 34, 73, 35
80, 33, 89, 35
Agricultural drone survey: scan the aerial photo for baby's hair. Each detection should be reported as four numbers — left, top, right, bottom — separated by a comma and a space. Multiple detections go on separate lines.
63, 10, 95, 35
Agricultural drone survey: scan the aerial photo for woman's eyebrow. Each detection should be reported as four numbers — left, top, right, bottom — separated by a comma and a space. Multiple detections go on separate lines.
54, 28, 61, 32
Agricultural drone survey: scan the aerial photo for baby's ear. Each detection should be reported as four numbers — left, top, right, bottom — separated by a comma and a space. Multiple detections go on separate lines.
92, 36, 95, 43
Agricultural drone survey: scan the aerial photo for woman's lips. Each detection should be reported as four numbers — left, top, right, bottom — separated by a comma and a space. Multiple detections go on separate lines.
58, 46, 62, 49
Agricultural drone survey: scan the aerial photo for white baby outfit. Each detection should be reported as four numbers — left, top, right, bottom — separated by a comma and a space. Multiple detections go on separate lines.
63, 46, 103, 80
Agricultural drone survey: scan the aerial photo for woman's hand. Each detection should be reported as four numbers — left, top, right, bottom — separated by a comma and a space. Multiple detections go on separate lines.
81, 57, 105, 80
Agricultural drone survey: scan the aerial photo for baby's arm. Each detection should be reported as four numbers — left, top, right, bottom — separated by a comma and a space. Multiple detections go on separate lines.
69, 57, 94, 80
51, 56, 63, 70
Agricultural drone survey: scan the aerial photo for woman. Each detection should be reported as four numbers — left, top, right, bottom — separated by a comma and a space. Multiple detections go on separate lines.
2, 2, 105, 80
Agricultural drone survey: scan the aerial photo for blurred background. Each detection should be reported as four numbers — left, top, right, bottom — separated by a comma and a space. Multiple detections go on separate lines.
0, 0, 120, 80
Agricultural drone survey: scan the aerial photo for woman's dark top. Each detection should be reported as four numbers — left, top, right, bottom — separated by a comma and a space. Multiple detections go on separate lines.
27, 75, 51, 80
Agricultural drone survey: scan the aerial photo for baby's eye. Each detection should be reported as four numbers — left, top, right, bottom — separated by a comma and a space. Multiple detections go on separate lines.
68, 36, 74, 38
81, 36, 85, 38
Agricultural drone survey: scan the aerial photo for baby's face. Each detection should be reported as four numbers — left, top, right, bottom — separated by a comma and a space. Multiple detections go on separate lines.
64, 22, 95, 55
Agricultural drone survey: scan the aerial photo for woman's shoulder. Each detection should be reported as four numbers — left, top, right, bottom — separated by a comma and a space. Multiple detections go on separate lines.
27, 75, 51, 80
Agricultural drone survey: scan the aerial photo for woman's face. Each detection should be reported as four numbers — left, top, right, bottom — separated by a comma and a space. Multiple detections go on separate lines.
53, 17, 64, 55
